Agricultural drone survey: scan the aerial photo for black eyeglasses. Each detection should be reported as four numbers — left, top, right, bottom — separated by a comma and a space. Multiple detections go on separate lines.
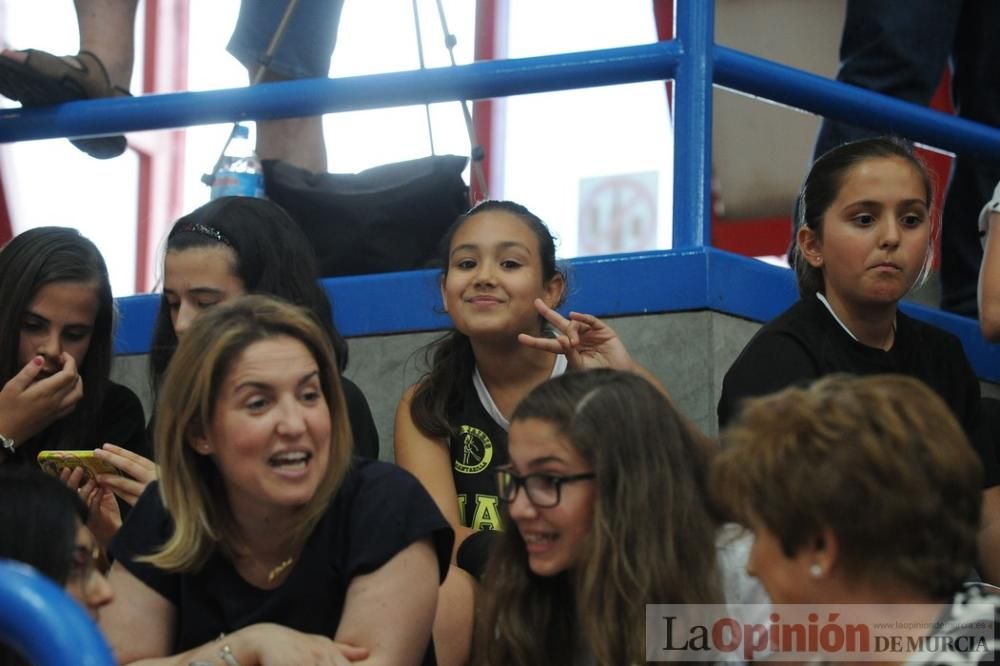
496, 466, 595, 508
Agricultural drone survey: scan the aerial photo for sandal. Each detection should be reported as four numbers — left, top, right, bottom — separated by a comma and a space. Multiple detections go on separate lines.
0, 49, 131, 159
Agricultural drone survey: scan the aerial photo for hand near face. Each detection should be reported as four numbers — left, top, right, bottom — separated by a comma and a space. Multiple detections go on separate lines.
94, 444, 158, 506
518, 298, 636, 371
518, 299, 672, 399
0, 353, 83, 445
60, 465, 122, 549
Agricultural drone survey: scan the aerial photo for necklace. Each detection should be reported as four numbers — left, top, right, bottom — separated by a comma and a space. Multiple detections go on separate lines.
267, 556, 295, 583
881, 320, 897, 350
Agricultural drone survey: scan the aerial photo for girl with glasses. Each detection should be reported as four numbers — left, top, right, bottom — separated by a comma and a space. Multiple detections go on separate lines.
0, 467, 114, 666
477, 369, 724, 666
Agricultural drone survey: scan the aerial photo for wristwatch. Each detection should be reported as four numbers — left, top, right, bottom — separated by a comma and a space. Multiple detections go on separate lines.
0, 433, 14, 455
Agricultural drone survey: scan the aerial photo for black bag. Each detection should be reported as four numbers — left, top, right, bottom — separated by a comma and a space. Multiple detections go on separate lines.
263, 155, 470, 277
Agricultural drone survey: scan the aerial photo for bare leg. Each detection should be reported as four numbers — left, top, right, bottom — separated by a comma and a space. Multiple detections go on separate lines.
75, 0, 139, 91
1, 0, 137, 93
249, 67, 328, 173
0, 0, 137, 157
432, 565, 475, 666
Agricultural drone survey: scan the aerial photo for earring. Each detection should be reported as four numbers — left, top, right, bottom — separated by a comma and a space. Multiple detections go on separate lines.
809, 564, 823, 578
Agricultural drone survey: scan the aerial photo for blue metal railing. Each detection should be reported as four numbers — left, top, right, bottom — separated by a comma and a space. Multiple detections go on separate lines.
2, 1, 999, 248
712, 46, 1000, 162
0, 561, 115, 666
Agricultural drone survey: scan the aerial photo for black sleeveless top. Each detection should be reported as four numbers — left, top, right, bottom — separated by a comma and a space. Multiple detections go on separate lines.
447, 377, 507, 533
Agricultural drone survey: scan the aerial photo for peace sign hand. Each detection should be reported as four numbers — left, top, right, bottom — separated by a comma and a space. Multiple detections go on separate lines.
517, 298, 672, 399
517, 298, 636, 371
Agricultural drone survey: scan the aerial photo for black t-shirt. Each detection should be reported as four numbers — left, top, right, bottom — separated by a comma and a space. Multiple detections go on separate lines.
3, 381, 148, 464
112, 459, 453, 658
341, 376, 379, 460
718, 296, 998, 486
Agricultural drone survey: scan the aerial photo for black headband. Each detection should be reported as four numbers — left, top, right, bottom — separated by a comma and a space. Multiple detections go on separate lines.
169, 222, 233, 247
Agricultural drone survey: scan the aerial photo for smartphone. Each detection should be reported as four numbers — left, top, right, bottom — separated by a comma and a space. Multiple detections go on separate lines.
37, 450, 122, 480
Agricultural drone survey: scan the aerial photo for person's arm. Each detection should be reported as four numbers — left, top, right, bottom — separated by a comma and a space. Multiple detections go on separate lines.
101, 562, 368, 665
978, 487, 1000, 585
393, 386, 475, 560
979, 211, 1000, 342
333, 539, 440, 665
99, 561, 176, 664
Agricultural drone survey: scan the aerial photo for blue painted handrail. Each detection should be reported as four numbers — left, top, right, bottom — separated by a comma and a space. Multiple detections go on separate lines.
0, 561, 115, 666
111, 247, 1000, 383
713, 45, 1000, 163
0, 41, 681, 142
5, 1, 999, 377
1, 1, 998, 246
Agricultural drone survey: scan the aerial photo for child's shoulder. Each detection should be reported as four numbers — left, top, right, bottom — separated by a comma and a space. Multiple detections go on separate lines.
746, 297, 830, 351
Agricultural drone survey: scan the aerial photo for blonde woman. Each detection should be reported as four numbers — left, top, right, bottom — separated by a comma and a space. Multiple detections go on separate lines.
101, 296, 452, 665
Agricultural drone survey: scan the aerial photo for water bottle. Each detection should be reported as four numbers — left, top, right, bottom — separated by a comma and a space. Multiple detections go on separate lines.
209, 124, 265, 200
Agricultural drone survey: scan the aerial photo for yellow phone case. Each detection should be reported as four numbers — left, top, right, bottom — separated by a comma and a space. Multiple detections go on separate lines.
37, 450, 122, 479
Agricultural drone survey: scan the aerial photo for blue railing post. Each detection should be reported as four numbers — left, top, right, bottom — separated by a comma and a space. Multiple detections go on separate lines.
0, 561, 115, 666
672, 0, 715, 248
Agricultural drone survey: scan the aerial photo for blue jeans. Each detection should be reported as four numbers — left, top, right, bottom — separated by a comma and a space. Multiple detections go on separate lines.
227, 0, 347, 80
814, 0, 1000, 317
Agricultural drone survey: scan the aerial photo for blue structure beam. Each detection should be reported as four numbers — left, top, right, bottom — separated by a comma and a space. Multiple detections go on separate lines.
0, 41, 680, 144
671, 0, 715, 248
714, 45, 1000, 162
115, 248, 1000, 384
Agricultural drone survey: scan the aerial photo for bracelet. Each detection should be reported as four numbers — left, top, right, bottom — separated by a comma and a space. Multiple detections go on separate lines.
219, 644, 241, 666
187, 642, 241, 666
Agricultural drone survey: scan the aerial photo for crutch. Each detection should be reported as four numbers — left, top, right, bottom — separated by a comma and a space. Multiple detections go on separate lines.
411, 0, 488, 199
202, 0, 302, 187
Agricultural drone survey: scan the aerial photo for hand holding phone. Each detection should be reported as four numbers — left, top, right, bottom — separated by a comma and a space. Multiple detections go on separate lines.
92, 444, 158, 506
37, 450, 122, 481
40, 452, 123, 548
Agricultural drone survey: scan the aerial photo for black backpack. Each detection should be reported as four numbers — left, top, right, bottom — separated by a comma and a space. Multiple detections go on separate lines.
263, 155, 470, 277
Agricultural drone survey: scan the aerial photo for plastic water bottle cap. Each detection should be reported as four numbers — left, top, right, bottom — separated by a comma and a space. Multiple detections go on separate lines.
233, 124, 250, 139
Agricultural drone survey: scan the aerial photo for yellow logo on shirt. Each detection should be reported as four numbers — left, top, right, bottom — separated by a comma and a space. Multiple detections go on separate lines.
454, 425, 493, 474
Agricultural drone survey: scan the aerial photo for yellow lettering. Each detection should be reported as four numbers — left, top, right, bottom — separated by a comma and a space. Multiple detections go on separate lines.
470, 494, 503, 531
